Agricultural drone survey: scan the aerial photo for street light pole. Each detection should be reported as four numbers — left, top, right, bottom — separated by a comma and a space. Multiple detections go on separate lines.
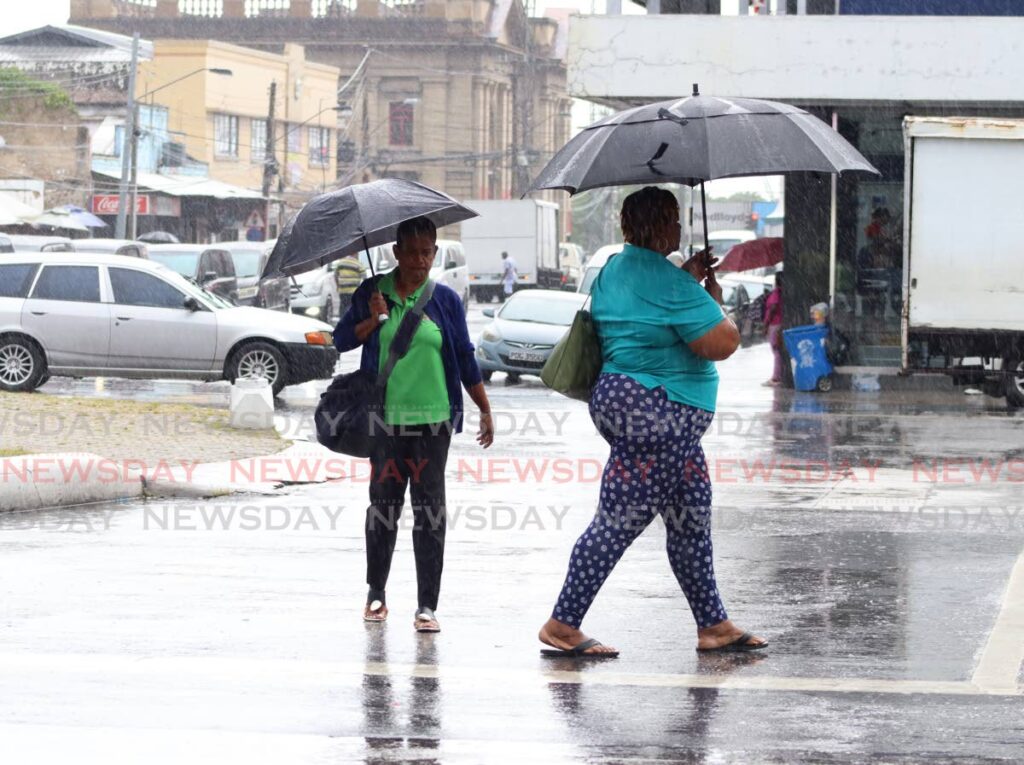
121, 67, 233, 240
114, 33, 139, 240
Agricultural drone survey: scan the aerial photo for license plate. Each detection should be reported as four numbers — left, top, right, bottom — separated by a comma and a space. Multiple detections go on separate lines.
508, 350, 545, 362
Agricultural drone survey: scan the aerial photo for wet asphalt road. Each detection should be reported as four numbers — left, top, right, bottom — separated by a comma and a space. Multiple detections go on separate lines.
2, 304, 1023, 763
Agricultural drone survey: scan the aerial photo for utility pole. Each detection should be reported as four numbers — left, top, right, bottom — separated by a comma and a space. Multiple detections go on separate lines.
128, 104, 140, 239
261, 80, 276, 239
115, 33, 139, 240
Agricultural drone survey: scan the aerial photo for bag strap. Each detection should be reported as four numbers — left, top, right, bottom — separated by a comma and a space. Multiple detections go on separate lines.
377, 278, 436, 386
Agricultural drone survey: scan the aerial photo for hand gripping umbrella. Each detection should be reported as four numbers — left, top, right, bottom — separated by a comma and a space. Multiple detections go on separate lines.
526, 84, 879, 253
263, 178, 478, 323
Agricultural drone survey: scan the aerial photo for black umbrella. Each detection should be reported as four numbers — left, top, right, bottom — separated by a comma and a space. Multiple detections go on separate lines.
263, 178, 478, 279
527, 85, 879, 249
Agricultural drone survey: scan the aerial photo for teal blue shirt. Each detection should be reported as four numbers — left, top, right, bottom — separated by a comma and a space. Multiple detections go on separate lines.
591, 244, 725, 412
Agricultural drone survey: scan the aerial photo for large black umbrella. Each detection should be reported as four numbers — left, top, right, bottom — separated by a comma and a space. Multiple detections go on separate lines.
263, 178, 478, 278
527, 86, 879, 247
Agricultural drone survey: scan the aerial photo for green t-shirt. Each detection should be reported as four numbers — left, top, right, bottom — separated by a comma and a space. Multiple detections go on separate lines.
592, 244, 725, 413
377, 273, 450, 426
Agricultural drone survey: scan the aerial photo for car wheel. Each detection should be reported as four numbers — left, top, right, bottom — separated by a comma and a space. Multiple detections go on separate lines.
816, 375, 833, 393
1004, 356, 1024, 409
230, 341, 288, 396
505, 372, 521, 386
0, 334, 47, 393
481, 369, 493, 382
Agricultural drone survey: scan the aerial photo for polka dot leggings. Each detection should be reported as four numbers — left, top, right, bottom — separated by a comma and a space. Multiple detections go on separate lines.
552, 373, 729, 630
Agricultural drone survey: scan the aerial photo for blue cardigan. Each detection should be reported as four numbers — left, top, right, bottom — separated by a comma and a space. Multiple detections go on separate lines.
333, 274, 482, 433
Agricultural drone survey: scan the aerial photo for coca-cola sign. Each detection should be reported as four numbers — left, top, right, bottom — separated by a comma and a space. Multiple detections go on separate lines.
91, 195, 150, 215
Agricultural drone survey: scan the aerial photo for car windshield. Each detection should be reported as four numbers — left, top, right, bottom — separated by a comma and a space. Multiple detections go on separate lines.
578, 266, 600, 295
499, 295, 582, 325
150, 265, 232, 310
149, 250, 199, 277
229, 250, 263, 278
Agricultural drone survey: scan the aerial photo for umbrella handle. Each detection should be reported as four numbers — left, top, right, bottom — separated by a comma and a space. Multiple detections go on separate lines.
363, 237, 389, 324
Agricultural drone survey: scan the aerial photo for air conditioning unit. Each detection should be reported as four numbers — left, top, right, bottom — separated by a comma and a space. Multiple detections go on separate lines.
161, 141, 187, 168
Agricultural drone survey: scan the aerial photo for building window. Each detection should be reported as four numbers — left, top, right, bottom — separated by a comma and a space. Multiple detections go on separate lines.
286, 123, 301, 154
214, 114, 239, 158
389, 101, 414, 146
309, 127, 331, 166
250, 118, 267, 164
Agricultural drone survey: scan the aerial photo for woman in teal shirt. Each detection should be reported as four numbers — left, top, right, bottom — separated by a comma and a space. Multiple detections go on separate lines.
538, 187, 767, 658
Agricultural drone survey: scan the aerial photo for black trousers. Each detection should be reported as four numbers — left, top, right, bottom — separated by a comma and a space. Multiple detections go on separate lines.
366, 421, 452, 611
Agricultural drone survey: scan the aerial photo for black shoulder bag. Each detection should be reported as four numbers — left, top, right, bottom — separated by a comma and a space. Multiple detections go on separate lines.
315, 279, 436, 457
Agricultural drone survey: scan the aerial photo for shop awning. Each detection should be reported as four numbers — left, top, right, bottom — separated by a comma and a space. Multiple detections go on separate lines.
93, 170, 264, 200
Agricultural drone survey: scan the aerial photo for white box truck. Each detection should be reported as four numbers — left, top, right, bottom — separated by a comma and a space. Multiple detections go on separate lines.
462, 199, 560, 302
901, 116, 1024, 407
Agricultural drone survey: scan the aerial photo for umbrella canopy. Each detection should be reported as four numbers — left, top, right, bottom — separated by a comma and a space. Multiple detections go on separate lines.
264, 178, 478, 278
53, 205, 107, 229
717, 237, 784, 273
527, 88, 879, 195
0, 194, 41, 226
138, 231, 180, 244
31, 209, 90, 232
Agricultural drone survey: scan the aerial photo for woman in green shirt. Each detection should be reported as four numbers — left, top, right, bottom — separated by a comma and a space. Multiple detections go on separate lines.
538, 187, 767, 658
335, 217, 494, 633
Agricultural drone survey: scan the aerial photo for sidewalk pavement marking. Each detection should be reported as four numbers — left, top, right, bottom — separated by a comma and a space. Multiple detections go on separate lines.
0, 653, 1019, 698
972, 548, 1024, 692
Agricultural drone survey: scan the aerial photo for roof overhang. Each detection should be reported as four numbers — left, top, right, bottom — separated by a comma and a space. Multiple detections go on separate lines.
568, 15, 1024, 106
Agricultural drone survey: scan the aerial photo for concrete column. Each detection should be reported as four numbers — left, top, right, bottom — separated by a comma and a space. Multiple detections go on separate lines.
223, 0, 244, 18
291, 0, 313, 17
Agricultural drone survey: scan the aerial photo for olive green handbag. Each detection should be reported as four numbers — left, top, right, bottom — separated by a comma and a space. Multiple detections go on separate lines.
541, 292, 602, 402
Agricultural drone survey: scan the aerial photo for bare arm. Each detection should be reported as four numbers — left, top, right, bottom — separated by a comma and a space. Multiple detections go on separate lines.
688, 271, 741, 361
689, 317, 741, 361
465, 382, 494, 448
353, 291, 388, 342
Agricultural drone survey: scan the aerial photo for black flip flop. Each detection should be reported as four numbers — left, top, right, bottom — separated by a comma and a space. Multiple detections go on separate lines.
540, 637, 619, 659
696, 631, 767, 653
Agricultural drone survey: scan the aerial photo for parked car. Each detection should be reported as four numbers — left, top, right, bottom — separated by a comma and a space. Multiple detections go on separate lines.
433, 238, 469, 308
72, 238, 149, 259
558, 242, 584, 290
8, 235, 75, 252
219, 241, 289, 312
578, 244, 623, 295
476, 289, 587, 383
289, 262, 341, 323
147, 244, 238, 303
0, 252, 337, 395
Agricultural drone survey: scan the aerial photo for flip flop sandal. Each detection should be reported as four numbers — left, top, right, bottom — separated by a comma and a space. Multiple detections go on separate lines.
414, 607, 440, 633
696, 632, 768, 653
540, 637, 619, 659
363, 589, 387, 623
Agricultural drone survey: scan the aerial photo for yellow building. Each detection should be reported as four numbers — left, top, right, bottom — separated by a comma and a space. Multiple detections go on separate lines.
137, 40, 340, 217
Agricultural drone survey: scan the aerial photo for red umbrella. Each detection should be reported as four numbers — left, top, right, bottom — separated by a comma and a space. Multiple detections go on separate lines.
716, 237, 783, 273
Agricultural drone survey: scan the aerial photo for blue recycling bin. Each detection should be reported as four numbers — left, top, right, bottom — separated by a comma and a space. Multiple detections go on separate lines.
782, 324, 834, 392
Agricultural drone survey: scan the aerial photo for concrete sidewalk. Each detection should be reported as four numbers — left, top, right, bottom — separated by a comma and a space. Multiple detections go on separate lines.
0, 391, 301, 511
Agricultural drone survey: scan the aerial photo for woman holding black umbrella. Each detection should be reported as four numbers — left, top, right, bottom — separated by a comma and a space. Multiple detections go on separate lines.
538, 187, 767, 657
335, 216, 494, 633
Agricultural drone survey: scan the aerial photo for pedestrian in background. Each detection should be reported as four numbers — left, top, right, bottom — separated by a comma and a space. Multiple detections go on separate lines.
334, 253, 365, 315
763, 271, 784, 386
537, 187, 767, 658
334, 217, 495, 633
500, 250, 517, 301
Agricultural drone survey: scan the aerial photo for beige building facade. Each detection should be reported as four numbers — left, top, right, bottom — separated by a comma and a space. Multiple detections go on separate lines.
138, 39, 340, 199
70, 0, 572, 231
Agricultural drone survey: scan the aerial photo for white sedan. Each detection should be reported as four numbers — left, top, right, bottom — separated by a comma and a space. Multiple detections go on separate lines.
0, 252, 337, 395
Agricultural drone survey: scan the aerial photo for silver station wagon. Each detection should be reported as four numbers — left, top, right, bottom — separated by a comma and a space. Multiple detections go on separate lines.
0, 252, 338, 395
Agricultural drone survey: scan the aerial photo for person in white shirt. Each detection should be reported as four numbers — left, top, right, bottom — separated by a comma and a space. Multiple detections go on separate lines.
500, 251, 517, 301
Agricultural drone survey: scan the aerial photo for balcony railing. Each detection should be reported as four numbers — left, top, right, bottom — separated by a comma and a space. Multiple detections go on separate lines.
245, 0, 290, 17
179, 0, 224, 17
